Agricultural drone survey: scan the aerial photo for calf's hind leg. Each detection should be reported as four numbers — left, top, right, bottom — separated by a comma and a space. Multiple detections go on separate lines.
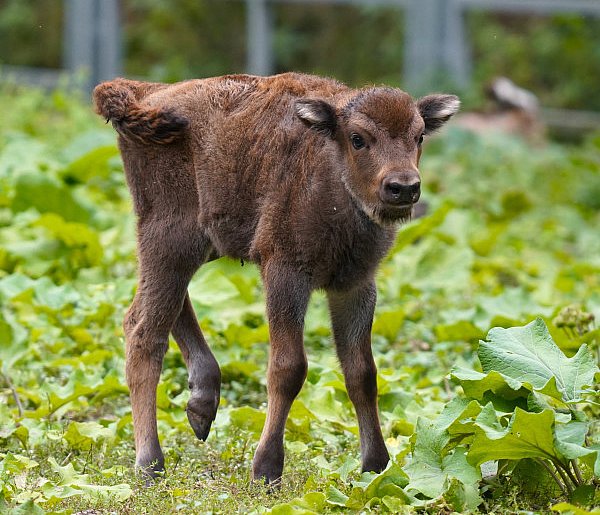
124, 232, 208, 478
171, 293, 221, 441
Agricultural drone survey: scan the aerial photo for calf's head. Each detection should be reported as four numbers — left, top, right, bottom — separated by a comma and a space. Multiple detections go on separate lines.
296, 88, 459, 225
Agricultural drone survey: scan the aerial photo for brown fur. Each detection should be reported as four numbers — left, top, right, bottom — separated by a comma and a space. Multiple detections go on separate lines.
93, 72, 459, 484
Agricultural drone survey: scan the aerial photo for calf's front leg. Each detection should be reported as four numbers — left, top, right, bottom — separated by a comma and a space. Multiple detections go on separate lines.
327, 280, 389, 473
252, 262, 311, 485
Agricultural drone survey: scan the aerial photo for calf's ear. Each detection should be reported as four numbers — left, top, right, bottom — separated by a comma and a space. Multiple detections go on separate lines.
417, 94, 460, 134
295, 99, 337, 136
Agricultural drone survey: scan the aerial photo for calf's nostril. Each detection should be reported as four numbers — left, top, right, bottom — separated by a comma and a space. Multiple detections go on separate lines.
387, 182, 402, 196
411, 182, 421, 198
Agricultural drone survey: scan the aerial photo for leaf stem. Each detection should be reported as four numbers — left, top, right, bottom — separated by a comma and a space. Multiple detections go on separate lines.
570, 460, 583, 485
535, 458, 568, 496
1, 371, 24, 418
562, 461, 580, 487
443, 376, 452, 399
552, 460, 574, 494
61, 452, 73, 466
83, 443, 94, 474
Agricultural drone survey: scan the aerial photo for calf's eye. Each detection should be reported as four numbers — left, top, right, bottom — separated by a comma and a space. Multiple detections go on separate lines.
350, 133, 365, 150
418, 133, 424, 146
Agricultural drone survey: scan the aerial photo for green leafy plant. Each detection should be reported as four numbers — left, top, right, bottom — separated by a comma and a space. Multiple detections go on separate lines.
442, 319, 599, 501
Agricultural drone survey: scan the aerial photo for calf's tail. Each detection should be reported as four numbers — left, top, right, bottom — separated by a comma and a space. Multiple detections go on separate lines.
93, 79, 188, 145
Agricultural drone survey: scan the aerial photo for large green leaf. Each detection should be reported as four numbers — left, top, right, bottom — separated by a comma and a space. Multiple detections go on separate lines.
268, 492, 326, 514
63, 421, 115, 451
450, 368, 529, 401
436, 397, 483, 439
323, 465, 410, 511
479, 318, 598, 403
554, 421, 599, 478
453, 318, 599, 405
188, 267, 243, 306
467, 406, 566, 466
0, 453, 39, 476
405, 418, 481, 499
41, 457, 132, 505
362, 463, 410, 501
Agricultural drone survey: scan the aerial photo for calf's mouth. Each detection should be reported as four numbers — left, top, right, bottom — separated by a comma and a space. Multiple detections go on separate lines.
373, 202, 414, 226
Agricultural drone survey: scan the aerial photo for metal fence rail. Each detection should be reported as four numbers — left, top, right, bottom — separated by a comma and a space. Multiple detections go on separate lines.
245, 0, 600, 91
445, 0, 600, 90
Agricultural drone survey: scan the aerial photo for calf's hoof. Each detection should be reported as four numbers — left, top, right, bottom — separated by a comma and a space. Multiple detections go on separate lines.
252, 445, 284, 486
136, 453, 165, 484
361, 451, 390, 474
186, 393, 219, 441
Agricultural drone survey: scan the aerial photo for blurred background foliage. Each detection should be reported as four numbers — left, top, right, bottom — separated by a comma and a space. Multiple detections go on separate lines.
0, 0, 599, 110
0, 0, 63, 69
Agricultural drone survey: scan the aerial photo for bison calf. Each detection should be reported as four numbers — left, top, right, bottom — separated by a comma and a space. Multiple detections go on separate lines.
93, 72, 459, 484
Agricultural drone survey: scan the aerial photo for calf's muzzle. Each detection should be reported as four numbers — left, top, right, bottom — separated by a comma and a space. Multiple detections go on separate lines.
379, 172, 421, 206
